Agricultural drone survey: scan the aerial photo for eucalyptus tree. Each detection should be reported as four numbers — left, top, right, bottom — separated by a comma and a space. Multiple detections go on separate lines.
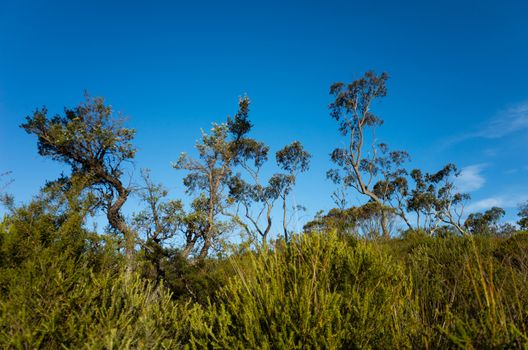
0, 171, 13, 208
424, 164, 470, 236
228, 147, 278, 243
173, 123, 234, 259
517, 200, 528, 230
464, 206, 505, 235
275, 141, 311, 241
405, 169, 438, 233
226, 106, 276, 243
20, 94, 138, 273
132, 169, 186, 277
377, 163, 470, 236
133, 169, 183, 246
327, 71, 408, 238
369, 144, 413, 231
172, 97, 257, 259
134, 169, 223, 261
229, 141, 311, 244
327, 72, 475, 238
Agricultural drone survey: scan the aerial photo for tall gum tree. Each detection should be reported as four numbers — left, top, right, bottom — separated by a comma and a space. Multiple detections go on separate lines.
226, 103, 311, 244
172, 97, 256, 259
327, 71, 405, 238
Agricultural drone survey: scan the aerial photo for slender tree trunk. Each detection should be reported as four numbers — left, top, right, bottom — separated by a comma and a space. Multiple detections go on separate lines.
380, 209, 390, 239
282, 196, 288, 242
398, 211, 414, 232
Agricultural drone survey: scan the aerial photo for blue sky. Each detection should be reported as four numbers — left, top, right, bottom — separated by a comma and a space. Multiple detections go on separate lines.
1, 0, 527, 232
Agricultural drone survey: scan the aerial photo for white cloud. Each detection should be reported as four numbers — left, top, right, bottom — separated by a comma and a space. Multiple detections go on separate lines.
477, 102, 528, 139
444, 101, 528, 146
466, 197, 505, 212
466, 194, 528, 213
456, 164, 486, 192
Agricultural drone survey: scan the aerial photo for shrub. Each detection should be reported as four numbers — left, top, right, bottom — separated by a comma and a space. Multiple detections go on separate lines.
188, 232, 419, 349
0, 205, 194, 349
405, 235, 528, 348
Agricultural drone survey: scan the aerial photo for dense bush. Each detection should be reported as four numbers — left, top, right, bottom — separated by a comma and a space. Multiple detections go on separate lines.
187, 232, 419, 349
0, 202, 195, 349
1, 203, 527, 349
387, 232, 528, 348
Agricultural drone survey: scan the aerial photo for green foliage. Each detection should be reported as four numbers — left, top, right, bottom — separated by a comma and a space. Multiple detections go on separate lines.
1, 195, 527, 348
8, 81, 527, 349
20, 94, 138, 270
137, 246, 234, 306
518, 201, 528, 230
20, 94, 136, 172
464, 206, 506, 236
386, 233, 528, 348
188, 232, 419, 349
0, 201, 193, 349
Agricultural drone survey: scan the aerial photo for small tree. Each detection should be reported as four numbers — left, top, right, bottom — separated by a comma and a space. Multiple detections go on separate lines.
518, 200, 528, 230
132, 169, 186, 277
275, 141, 311, 241
218, 99, 311, 245
173, 122, 235, 259
227, 136, 276, 243
0, 171, 14, 209
464, 206, 506, 235
394, 164, 469, 236
21, 94, 137, 273
173, 97, 258, 259
228, 140, 311, 244
406, 169, 439, 234
428, 164, 470, 236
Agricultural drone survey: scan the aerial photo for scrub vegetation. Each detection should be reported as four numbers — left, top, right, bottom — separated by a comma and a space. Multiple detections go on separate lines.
1, 72, 527, 349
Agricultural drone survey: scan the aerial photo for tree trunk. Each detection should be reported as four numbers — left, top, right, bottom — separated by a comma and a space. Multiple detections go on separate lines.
282, 196, 288, 242
380, 208, 390, 239
105, 180, 136, 280
181, 240, 196, 259
198, 238, 211, 260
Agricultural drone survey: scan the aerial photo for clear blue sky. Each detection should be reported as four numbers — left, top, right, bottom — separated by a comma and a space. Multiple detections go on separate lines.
1, 0, 527, 231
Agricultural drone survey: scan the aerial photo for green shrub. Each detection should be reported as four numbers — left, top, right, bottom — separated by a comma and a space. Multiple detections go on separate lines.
0, 205, 194, 349
188, 232, 419, 349
405, 235, 528, 348
2, 199, 527, 349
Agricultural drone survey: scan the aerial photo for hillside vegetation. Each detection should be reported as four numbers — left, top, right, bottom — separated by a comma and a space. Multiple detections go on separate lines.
2, 72, 528, 348
1, 200, 527, 348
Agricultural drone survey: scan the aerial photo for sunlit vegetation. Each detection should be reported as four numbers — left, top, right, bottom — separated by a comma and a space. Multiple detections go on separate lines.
1, 72, 527, 348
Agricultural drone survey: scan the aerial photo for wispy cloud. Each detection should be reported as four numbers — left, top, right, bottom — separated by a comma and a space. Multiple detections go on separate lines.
456, 164, 486, 192
466, 193, 528, 213
477, 102, 528, 138
445, 101, 528, 146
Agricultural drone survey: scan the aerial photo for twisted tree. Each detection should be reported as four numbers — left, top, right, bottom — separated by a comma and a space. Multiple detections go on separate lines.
21, 94, 137, 274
